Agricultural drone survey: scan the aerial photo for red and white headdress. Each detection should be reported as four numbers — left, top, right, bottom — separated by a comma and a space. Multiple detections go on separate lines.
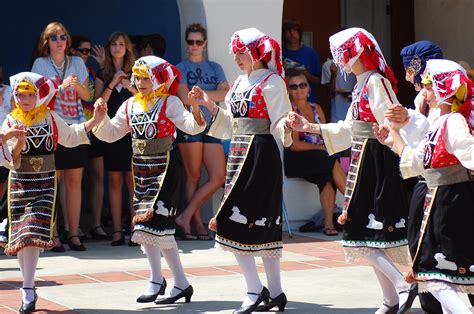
9, 72, 56, 108
423, 59, 473, 129
230, 28, 284, 78
329, 27, 397, 92
131, 56, 181, 96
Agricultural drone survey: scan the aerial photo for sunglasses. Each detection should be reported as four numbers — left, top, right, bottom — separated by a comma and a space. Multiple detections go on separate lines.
186, 39, 205, 46
288, 82, 308, 90
77, 48, 91, 55
50, 34, 68, 42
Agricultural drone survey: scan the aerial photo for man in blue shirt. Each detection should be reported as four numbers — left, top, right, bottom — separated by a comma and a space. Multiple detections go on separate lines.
282, 20, 321, 103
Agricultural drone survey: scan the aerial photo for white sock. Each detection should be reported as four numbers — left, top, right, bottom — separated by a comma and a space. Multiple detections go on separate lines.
431, 288, 471, 313
19, 247, 40, 303
141, 244, 164, 295
234, 253, 263, 307
367, 250, 410, 306
262, 257, 283, 298
17, 250, 25, 279
161, 247, 189, 297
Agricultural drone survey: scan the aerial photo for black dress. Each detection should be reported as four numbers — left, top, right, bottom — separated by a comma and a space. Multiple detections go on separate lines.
96, 70, 133, 171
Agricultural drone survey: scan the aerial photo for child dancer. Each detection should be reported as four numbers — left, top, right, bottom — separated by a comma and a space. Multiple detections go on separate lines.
289, 28, 417, 313
385, 59, 474, 313
93, 56, 205, 304
3, 72, 106, 313
189, 28, 293, 313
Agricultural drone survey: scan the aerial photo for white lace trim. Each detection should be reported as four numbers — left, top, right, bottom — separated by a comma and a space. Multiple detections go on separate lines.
132, 231, 177, 249
342, 239, 408, 249
418, 281, 474, 294
215, 242, 282, 258
344, 246, 409, 265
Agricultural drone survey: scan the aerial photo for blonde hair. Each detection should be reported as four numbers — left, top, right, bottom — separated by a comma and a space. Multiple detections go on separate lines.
37, 21, 72, 57
102, 32, 136, 83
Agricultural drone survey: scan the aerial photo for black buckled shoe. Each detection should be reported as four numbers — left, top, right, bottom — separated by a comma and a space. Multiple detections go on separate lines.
68, 235, 86, 251
383, 303, 399, 314
233, 287, 270, 314
397, 283, 418, 314
256, 292, 287, 312
19, 287, 37, 313
90, 226, 112, 241
155, 285, 193, 304
136, 278, 167, 303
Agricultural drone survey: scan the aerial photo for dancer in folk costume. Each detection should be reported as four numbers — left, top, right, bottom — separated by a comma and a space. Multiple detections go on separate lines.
189, 28, 292, 313
2, 72, 106, 313
383, 59, 474, 313
93, 56, 205, 305
387, 41, 444, 313
288, 28, 421, 313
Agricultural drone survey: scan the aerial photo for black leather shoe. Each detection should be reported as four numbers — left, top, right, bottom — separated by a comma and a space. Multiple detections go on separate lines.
136, 278, 167, 303
111, 231, 125, 246
233, 286, 270, 314
19, 287, 37, 313
255, 292, 287, 312
383, 303, 399, 314
397, 283, 418, 314
155, 285, 193, 304
68, 235, 86, 251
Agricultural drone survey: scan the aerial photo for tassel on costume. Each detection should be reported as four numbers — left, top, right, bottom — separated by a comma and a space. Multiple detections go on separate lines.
337, 211, 349, 225
208, 217, 218, 232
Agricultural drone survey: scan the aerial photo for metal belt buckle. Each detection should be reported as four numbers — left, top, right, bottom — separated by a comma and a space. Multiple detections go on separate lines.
30, 157, 44, 172
135, 140, 147, 154
232, 120, 238, 133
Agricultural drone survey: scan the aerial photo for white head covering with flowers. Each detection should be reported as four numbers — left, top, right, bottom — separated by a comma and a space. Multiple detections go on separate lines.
131, 56, 181, 96
9, 72, 56, 108
423, 59, 470, 102
230, 27, 284, 78
329, 28, 386, 72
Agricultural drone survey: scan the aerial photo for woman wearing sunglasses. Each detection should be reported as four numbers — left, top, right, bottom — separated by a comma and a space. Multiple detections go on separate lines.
32, 21, 91, 251
71, 35, 111, 243
175, 23, 228, 240
284, 68, 347, 236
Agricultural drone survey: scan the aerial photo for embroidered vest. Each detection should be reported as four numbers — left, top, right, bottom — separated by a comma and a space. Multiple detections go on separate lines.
229, 73, 273, 119
423, 114, 460, 169
7, 113, 58, 156
351, 72, 395, 123
126, 97, 175, 140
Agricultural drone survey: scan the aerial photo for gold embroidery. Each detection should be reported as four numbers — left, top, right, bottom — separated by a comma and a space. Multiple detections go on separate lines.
135, 140, 146, 154
30, 157, 43, 172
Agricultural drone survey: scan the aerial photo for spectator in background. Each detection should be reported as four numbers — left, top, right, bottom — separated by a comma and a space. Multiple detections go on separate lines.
282, 19, 321, 103
95, 32, 137, 246
321, 58, 356, 123
174, 23, 228, 240
32, 21, 90, 251
0, 66, 12, 247
71, 35, 110, 241
141, 34, 167, 58
284, 69, 346, 236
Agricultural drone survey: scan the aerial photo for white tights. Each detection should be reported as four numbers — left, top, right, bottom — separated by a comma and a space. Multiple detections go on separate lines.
142, 244, 189, 297
17, 247, 40, 303
366, 250, 410, 312
431, 288, 471, 314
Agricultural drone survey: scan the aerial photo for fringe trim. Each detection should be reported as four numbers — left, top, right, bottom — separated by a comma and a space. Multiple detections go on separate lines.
418, 281, 474, 294
4, 238, 54, 256
215, 242, 282, 258
131, 231, 177, 249
344, 246, 409, 265
132, 207, 154, 226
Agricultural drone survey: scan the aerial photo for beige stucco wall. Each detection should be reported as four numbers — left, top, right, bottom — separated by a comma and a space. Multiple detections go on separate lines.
415, 0, 474, 68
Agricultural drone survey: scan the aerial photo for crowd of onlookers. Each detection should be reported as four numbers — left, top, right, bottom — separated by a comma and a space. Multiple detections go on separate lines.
0, 19, 353, 253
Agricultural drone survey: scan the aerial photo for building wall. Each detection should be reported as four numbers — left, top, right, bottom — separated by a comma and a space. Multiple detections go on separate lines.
415, 0, 474, 68
0, 0, 182, 78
